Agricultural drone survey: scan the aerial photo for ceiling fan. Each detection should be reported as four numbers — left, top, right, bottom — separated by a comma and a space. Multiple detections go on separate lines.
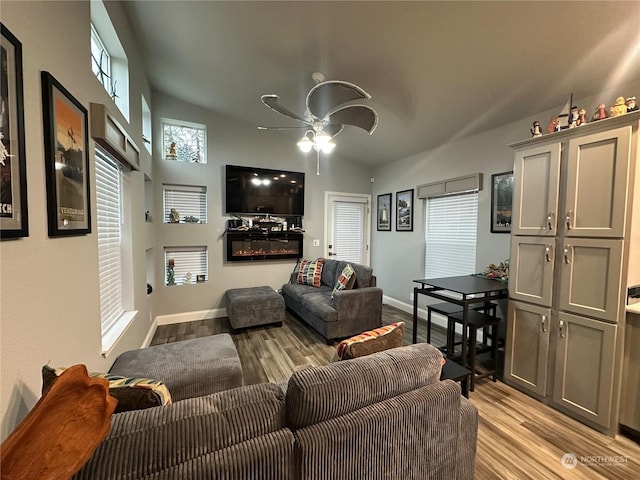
258, 72, 378, 173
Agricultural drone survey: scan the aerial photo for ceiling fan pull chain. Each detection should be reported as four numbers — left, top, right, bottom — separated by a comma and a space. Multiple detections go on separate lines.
316, 150, 320, 175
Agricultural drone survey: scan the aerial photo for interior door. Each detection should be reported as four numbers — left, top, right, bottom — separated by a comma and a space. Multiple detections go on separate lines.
325, 193, 370, 265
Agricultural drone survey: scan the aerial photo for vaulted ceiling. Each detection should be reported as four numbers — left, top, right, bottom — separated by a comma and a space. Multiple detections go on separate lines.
121, 1, 640, 166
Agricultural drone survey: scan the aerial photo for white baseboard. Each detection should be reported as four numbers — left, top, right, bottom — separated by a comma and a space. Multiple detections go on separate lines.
141, 317, 158, 348
383, 295, 457, 332
155, 308, 227, 326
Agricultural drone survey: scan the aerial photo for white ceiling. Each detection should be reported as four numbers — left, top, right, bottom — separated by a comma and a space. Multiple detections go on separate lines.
120, 1, 640, 166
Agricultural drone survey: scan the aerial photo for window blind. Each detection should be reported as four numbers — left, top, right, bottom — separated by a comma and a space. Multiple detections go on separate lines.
333, 201, 365, 264
424, 193, 478, 278
95, 148, 123, 335
165, 247, 208, 285
163, 185, 207, 223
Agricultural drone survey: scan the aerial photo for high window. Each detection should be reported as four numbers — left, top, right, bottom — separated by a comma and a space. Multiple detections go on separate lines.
95, 147, 134, 352
162, 120, 207, 163
163, 185, 207, 224
164, 247, 208, 285
90, 0, 130, 120
424, 193, 478, 278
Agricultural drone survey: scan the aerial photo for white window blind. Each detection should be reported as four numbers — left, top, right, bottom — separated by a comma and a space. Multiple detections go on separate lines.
424, 193, 478, 278
95, 148, 123, 335
165, 247, 208, 285
163, 185, 207, 223
333, 201, 365, 264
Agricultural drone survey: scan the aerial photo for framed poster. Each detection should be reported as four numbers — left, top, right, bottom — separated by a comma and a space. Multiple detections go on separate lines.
377, 193, 391, 231
491, 171, 513, 233
396, 189, 413, 232
0, 23, 28, 239
41, 71, 91, 236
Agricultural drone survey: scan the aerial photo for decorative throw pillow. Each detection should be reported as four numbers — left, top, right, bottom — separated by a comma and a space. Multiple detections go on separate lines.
296, 258, 324, 287
331, 263, 356, 300
335, 322, 405, 361
42, 365, 172, 413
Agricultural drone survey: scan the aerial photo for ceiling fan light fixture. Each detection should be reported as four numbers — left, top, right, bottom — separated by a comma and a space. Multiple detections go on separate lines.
313, 131, 331, 149
321, 141, 336, 154
297, 135, 313, 153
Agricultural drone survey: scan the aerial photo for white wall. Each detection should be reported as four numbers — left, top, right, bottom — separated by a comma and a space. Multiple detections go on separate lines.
149, 92, 375, 320
0, 1, 153, 440
371, 82, 640, 313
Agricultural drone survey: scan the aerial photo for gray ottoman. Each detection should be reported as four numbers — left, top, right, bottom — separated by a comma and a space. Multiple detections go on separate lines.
226, 286, 285, 330
109, 334, 243, 401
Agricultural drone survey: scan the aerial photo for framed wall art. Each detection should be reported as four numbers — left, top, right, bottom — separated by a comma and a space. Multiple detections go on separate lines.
377, 193, 391, 231
1, 23, 28, 239
41, 71, 91, 236
396, 188, 413, 232
491, 171, 513, 233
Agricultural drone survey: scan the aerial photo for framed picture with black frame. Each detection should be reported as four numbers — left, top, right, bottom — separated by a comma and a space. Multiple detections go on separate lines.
377, 193, 391, 231
1, 23, 28, 239
41, 71, 91, 237
490, 171, 513, 233
396, 188, 413, 232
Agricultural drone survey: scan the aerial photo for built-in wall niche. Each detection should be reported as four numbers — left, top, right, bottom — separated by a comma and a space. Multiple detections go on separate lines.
144, 174, 152, 222
164, 246, 208, 286
163, 184, 207, 224
145, 247, 154, 295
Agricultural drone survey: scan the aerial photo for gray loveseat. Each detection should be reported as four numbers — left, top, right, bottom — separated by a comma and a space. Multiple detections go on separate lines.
281, 258, 383, 342
73, 342, 478, 479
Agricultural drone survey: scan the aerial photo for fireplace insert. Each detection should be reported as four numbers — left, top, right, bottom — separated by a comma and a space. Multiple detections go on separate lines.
226, 231, 303, 262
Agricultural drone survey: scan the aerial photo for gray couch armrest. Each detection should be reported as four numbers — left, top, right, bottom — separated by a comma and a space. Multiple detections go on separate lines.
457, 394, 479, 480
333, 287, 383, 323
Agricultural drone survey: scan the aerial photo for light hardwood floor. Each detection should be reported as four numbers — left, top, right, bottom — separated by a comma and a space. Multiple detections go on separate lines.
152, 305, 640, 479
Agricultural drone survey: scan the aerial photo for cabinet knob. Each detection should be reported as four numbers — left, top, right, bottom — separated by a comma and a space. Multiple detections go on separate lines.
541, 314, 548, 333
563, 245, 571, 264
545, 244, 553, 262
559, 319, 566, 338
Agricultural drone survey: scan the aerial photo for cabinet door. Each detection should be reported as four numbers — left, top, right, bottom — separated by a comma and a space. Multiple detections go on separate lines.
511, 143, 561, 236
558, 238, 624, 322
553, 312, 617, 428
509, 236, 555, 307
564, 126, 631, 238
504, 301, 550, 396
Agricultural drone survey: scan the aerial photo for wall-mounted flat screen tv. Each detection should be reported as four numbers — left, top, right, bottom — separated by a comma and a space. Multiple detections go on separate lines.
225, 164, 305, 216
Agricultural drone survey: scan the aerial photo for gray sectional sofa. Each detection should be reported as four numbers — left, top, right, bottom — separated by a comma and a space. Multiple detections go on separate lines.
281, 258, 383, 342
73, 342, 478, 479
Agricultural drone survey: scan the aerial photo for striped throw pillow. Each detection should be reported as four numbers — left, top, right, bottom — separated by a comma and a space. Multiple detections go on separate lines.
296, 258, 324, 287
336, 322, 405, 360
331, 263, 356, 300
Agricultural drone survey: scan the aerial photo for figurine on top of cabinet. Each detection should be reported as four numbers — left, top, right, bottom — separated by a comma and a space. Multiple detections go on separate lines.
576, 108, 587, 126
591, 103, 608, 122
531, 121, 542, 137
626, 96, 638, 113
609, 96, 627, 117
568, 106, 580, 128
547, 116, 560, 133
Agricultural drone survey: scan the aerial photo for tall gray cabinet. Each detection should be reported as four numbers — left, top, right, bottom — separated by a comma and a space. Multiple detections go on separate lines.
504, 111, 640, 435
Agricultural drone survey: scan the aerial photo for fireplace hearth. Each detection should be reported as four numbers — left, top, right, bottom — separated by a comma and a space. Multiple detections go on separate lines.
226, 231, 303, 262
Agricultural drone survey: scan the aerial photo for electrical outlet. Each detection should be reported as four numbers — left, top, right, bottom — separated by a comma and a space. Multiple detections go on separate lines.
313, 239, 320, 247
409, 292, 414, 301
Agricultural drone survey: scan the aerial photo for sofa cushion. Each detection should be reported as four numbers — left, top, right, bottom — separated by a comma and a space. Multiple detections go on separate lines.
335, 322, 404, 360
74, 383, 290, 480
320, 259, 340, 287
300, 288, 338, 323
42, 365, 172, 413
331, 263, 356, 300
297, 258, 324, 287
286, 343, 444, 429
343, 261, 373, 288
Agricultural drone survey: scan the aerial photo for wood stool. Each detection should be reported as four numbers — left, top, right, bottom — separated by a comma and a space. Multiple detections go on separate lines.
446, 310, 500, 391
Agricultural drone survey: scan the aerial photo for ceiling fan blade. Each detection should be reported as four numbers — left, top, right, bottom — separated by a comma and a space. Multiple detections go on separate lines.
325, 105, 378, 135
261, 94, 308, 123
258, 125, 309, 131
323, 123, 344, 138
306, 81, 371, 119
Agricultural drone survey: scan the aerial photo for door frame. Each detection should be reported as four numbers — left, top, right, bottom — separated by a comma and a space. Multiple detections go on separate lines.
324, 191, 372, 266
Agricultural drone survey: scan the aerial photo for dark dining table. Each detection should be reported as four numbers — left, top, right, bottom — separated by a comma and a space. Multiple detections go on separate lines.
412, 275, 509, 368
